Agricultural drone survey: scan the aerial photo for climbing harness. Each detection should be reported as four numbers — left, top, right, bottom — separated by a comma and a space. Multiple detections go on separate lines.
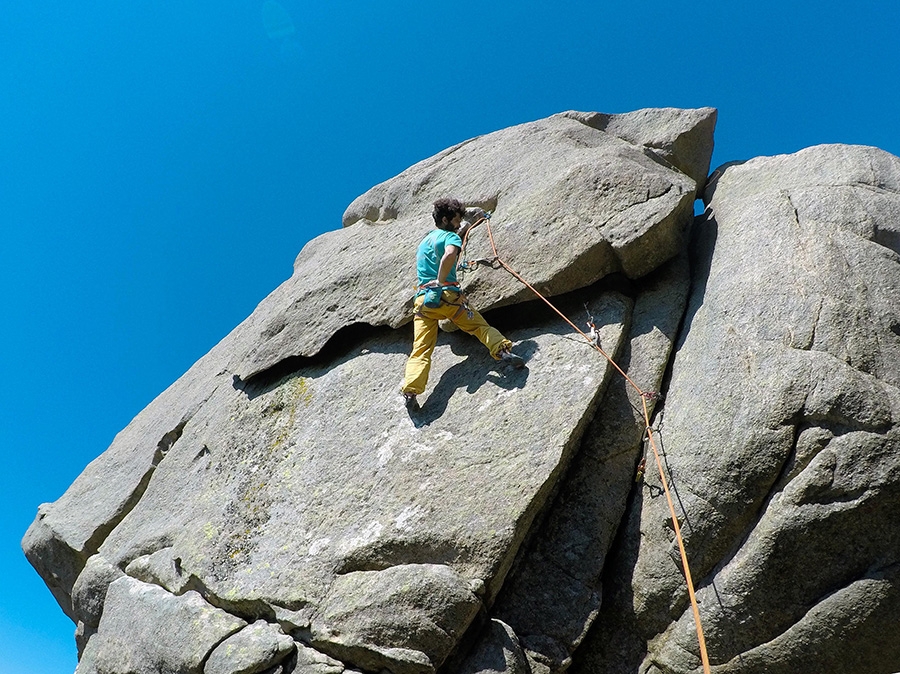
445, 294, 475, 321
460, 212, 712, 674
418, 280, 460, 308
417, 280, 460, 291
413, 281, 475, 320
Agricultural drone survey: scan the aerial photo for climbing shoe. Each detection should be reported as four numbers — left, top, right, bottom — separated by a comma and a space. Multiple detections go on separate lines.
499, 349, 525, 369
403, 392, 420, 411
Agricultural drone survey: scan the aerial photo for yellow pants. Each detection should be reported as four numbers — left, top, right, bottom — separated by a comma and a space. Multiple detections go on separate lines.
402, 291, 512, 395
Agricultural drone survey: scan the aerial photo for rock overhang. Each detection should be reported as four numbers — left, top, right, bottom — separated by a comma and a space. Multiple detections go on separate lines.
232, 108, 716, 380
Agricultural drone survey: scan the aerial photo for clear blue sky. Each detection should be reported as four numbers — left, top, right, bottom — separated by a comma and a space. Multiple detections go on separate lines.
2, 2, 898, 672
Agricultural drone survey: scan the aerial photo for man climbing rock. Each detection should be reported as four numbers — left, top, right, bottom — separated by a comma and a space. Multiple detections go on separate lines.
401, 198, 524, 410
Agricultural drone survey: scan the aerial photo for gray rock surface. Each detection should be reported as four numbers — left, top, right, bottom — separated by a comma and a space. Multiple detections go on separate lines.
205, 620, 295, 674
70, 554, 123, 656
457, 619, 529, 674
309, 564, 482, 674
75, 576, 246, 674
289, 642, 349, 674
488, 255, 691, 674
558, 107, 716, 186
575, 144, 900, 673
83, 289, 625, 674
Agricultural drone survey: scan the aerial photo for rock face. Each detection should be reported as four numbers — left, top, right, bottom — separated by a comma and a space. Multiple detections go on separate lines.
76, 576, 247, 674
22, 109, 900, 674
575, 144, 900, 673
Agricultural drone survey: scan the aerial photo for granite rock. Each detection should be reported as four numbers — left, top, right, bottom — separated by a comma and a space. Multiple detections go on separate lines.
74, 576, 246, 674
575, 145, 900, 674
205, 620, 296, 674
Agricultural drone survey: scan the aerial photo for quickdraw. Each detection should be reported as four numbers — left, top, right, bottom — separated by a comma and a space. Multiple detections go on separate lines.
457, 212, 498, 277
457, 256, 502, 272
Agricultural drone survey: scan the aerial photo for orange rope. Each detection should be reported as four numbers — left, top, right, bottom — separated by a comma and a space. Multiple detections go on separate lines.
473, 216, 711, 673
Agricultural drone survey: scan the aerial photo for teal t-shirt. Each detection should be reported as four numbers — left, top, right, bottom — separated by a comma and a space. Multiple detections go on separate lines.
416, 229, 463, 294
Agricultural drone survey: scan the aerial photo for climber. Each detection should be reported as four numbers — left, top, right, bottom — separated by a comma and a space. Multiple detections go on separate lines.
401, 198, 524, 410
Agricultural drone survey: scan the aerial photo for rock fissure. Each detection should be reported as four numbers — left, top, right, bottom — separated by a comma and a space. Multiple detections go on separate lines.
73, 412, 202, 589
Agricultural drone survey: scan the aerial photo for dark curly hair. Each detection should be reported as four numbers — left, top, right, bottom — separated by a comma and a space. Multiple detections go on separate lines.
432, 198, 465, 230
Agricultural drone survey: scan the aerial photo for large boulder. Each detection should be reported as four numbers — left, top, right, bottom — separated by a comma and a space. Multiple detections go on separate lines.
22, 108, 724, 674
575, 144, 900, 673
27, 111, 900, 674
557, 107, 717, 186
84, 288, 628, 674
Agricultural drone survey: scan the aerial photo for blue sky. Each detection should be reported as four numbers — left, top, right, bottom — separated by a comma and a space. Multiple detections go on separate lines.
2, 2, 898, 672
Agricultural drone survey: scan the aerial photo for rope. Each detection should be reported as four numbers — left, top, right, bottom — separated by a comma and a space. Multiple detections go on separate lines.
470, 215, 711, 673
